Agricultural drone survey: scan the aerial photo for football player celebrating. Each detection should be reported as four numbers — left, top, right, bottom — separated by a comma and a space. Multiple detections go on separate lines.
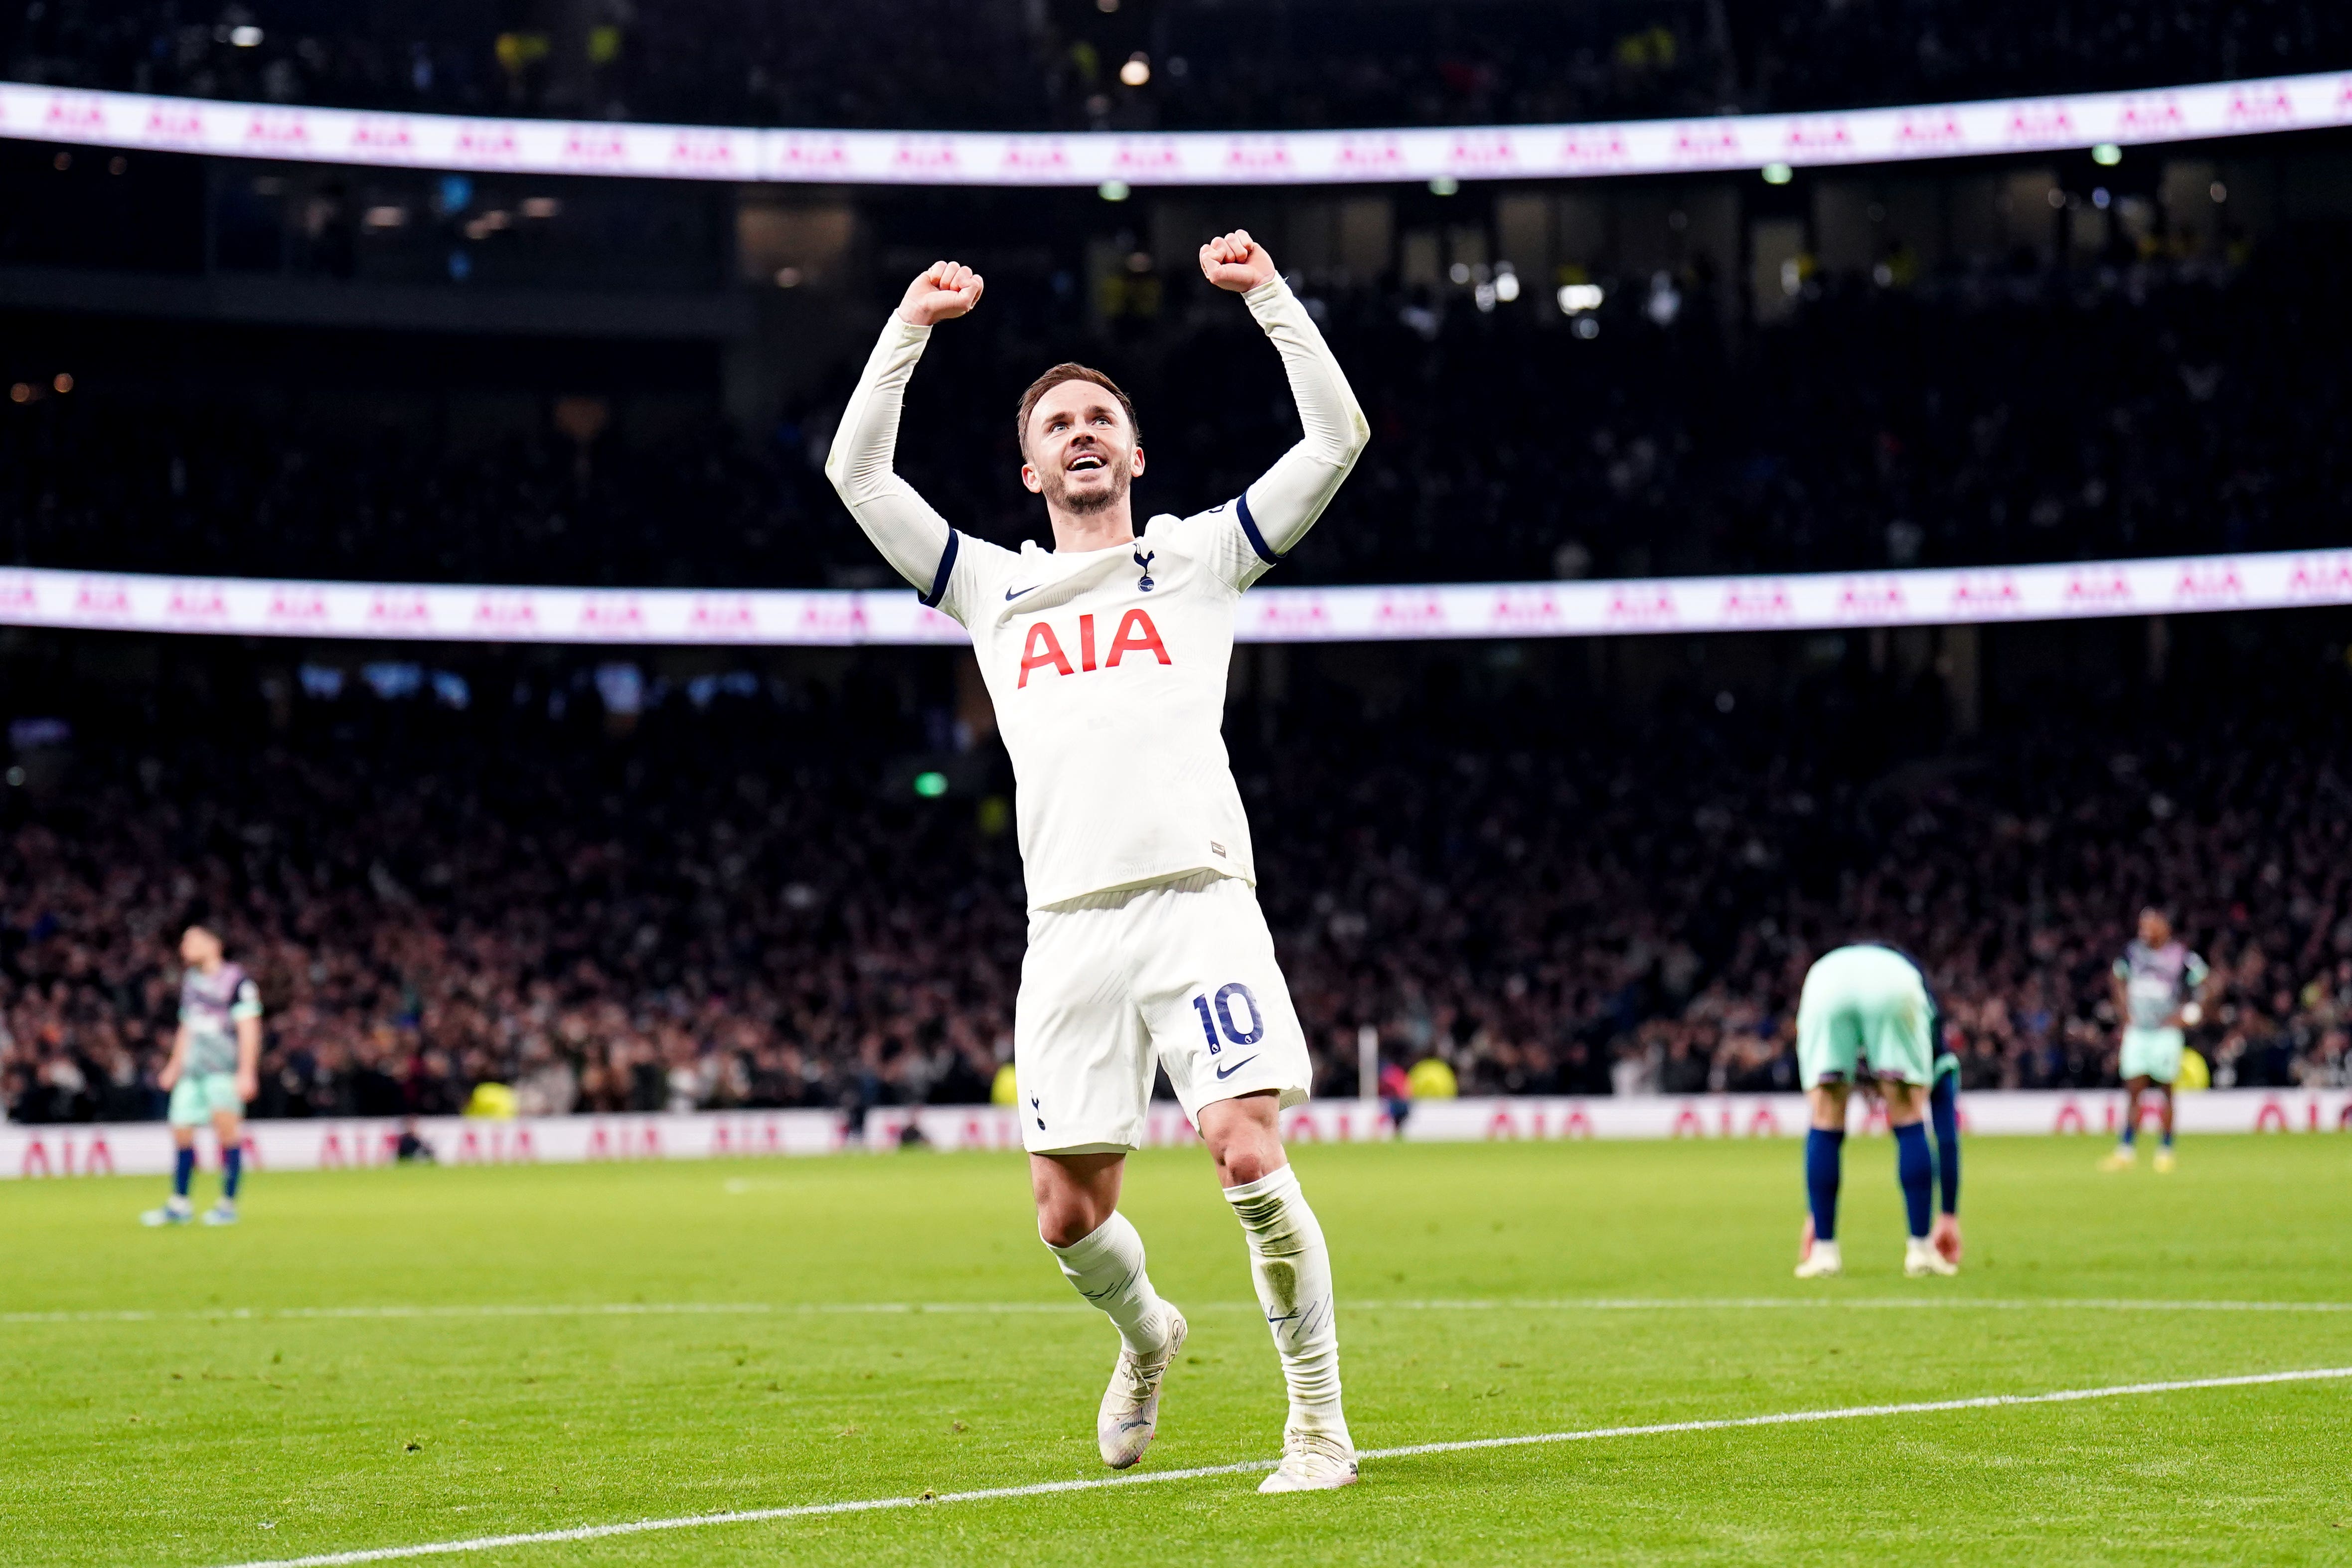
826, 232, 1369, 1491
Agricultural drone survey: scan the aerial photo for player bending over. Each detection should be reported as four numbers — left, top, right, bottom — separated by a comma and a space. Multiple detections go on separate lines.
1799, 1033, 1960, 1271
826, 232, 1370, 1491
1792, 942, 1959, 1279
141, 924, 262, 1227
2101, 907, 2210, 1174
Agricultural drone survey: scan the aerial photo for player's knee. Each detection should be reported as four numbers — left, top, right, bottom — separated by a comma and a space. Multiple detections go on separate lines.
1035, 1187, 1106, 1248
1209, 1121, 1284, 1187
1217, 1145, 1278, 1187
1037, 1210, 1095, 1249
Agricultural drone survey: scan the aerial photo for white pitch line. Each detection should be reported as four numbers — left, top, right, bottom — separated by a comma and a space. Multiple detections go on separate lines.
1353, 1296, 2352, 1314
212, 1365, 2352, 1568
12, 1296, 2352, 1326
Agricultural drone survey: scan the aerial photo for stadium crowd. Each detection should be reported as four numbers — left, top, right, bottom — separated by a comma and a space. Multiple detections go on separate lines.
7, 0, 2346, 131
5, 647, 2349, 1125
5, 250, 2344, 588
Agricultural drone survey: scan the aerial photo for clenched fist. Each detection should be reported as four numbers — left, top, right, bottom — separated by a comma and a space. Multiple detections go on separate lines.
898, 260, 985, 326
1199, 229, 1277, 293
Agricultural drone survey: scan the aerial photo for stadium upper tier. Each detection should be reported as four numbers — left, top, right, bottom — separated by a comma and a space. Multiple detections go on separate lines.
4, 253, 2344, 597
7, 0, 2347, 140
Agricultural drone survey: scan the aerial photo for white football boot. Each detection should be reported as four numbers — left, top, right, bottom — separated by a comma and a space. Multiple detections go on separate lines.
1257, 1428, 1359, 1493
1903, 1237, 1959, 1277
1793, 1238, 1843, 1279
1097, 1308, 1186, 1469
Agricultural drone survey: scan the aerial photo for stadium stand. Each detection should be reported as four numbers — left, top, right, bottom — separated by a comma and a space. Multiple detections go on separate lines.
7, 0, 2349, 131
4, 244, 2346, 587
4, 7, 2351, 1128
5, 622, 2349, 1124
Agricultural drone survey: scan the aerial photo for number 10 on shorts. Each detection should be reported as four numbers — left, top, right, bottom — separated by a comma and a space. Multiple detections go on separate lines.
1191, 983, 1265, 1055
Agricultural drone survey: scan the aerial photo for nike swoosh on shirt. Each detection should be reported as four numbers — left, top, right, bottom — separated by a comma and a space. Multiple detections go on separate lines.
1004, 584, 1042, 601
1213, 1056, 1260, 1080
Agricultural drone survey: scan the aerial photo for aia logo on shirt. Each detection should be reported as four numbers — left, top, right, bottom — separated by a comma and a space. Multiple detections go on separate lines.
1017, 610, 1170, 689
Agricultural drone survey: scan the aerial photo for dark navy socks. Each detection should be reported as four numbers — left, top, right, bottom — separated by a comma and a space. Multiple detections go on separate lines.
1805, 1127, 1845, 1243
1894, 1121, 1933, 1239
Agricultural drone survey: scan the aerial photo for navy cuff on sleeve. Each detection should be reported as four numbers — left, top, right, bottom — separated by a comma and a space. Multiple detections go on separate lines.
1234, 490, 1281, 567
919, 529, 960, 608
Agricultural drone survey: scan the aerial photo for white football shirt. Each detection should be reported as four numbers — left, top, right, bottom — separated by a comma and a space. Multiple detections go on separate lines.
826, 276, 1367, 910
933, 502, 1275, 908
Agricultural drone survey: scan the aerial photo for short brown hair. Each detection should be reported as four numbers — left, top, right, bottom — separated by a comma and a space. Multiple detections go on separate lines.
1015, 363, 1139, 454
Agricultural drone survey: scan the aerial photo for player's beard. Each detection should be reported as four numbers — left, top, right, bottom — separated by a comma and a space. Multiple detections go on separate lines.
1043, 456, 1131, 516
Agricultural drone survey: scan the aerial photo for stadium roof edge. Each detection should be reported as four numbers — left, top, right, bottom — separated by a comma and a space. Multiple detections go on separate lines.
2, 72, 2347, 187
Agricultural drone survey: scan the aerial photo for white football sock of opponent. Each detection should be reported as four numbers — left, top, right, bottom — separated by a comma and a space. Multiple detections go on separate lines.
1046, 1211, 1174, 1356
1225, 1166, 1349, 1446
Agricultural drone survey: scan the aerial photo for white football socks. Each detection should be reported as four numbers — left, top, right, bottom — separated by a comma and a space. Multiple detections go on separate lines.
1225, 1165, 1349, 1446
1046, 1212, 1173, 1357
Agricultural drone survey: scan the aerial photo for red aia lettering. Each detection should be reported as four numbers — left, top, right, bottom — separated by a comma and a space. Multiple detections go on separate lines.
1017, 610, 1169, 688
1018, 622, 1075, 688
1104, 609, 1170, 666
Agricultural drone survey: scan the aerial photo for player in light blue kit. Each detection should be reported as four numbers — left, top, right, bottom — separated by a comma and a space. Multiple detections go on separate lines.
2102, 908, 2210, 1174
141, 925, 262, 1227
1791, 942, 1961, 1279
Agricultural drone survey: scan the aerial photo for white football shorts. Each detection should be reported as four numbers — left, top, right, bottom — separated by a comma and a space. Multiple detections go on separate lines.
1015, 869, 1313, 1155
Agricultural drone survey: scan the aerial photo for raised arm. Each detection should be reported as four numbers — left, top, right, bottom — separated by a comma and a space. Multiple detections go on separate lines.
1200, 230, 1370, 571
823, 261, 985, 604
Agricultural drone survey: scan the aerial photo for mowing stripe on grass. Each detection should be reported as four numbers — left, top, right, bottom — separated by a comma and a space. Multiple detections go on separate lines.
212, 1365, 2352, 1568
15, 1296, 2352, 1326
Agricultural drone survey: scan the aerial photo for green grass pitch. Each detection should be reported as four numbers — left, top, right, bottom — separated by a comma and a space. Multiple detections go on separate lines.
8, 1134, 2352, 1567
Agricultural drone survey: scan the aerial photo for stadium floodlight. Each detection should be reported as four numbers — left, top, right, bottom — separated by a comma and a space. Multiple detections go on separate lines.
229, 25, 263, 46
1119, 54, 1151, 87
1493, 268, 1521, 303
1761, 161, 1794, 184
1557, 283, 1604, 314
